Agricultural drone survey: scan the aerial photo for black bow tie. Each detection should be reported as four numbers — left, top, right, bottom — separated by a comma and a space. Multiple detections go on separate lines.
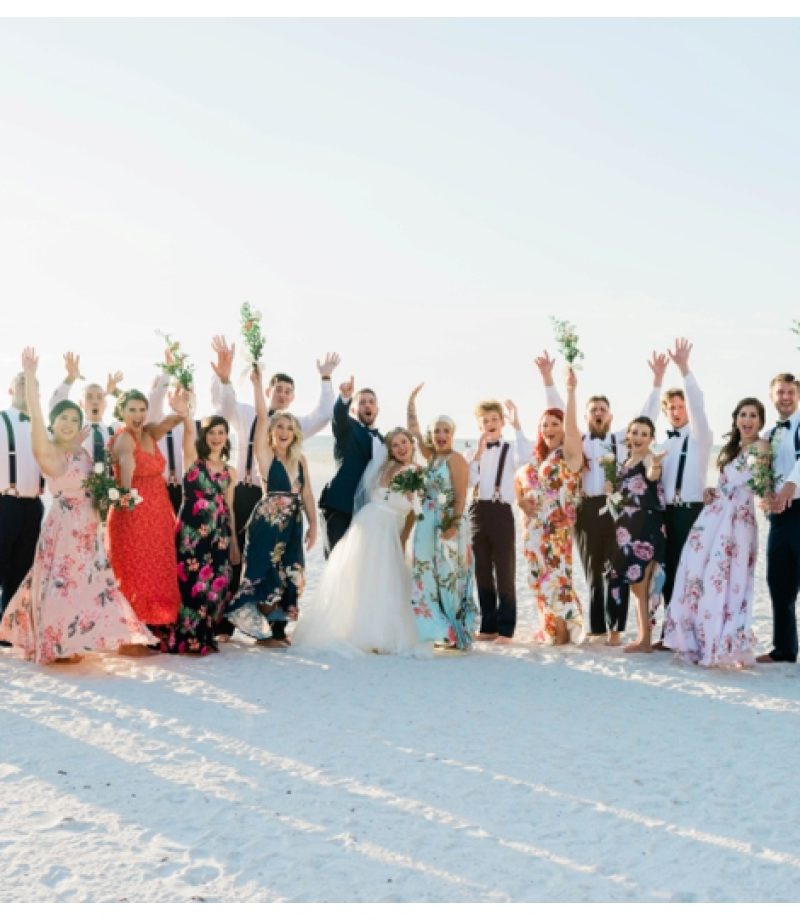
18, 412, 30, 423
776, 420, 791, 430
486, 441, 501, 449
666, 429, 684, 439
368, 428, 382, 440
589, 433, 606, 441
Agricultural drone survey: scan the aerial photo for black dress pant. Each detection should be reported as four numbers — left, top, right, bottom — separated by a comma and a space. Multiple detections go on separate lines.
766, 503, 800, 662
0, 495, 44, 616
167, 482, 183, 517
471, 500, 516, 638
575, 496, 628, 633
663, 503, 704, 606
322, 508, 352, 559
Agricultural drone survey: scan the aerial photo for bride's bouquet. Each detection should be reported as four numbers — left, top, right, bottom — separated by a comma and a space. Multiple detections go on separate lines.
390, 467, 426, 520
155, 331, 195, 390
82, 452, 143, 522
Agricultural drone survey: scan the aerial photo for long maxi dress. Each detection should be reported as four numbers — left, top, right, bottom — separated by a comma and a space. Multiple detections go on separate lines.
411, 457, 476, 649
517, 447, 585, 644
0, 450, 153, 663
663, 454, 758, 666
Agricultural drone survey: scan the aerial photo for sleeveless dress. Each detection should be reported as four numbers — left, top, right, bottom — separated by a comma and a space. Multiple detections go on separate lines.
608, 460, 667, 624
663, 454, 758, 666
411, 458, 476, 649
169, 460, 235, 655
293, 485, 420, 655
226, 457, 306, 640
517, 447, 585, 644
107, 428, 180, 633
0, 450, 153, 663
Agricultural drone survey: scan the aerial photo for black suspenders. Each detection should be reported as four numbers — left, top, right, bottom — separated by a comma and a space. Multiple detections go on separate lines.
244, 417, 258, 485
1, 411, 43, 495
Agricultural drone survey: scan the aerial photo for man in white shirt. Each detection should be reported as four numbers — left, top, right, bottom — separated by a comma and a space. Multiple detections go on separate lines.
537, 351, 666, 642
48, 351, 122, 463
757, 372, 800, 664
148, 371, 194, 515
0, 370, 43, 629
467, 399, 533, 643
653, 339, 713, 643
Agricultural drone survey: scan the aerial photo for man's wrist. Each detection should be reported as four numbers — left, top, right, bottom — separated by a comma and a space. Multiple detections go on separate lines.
321, 375, 332, 381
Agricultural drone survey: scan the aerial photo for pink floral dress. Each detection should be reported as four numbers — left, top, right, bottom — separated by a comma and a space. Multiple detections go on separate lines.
517, 448, 584, 644
0, 450, 153, 663
663, 454, 758, 667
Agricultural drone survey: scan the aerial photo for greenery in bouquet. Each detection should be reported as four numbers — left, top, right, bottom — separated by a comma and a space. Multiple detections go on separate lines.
241, 302, 266, 368
549, 316, 584, 367
82, 452, 143, 522
156, 331, 194, 390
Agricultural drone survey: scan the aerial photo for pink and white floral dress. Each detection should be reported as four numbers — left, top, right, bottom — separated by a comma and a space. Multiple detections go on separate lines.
663, 454, 758, 667
0, 450, 153, 663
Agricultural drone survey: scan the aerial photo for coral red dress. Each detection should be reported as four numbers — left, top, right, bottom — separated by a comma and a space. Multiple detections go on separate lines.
107, 428, 180, 633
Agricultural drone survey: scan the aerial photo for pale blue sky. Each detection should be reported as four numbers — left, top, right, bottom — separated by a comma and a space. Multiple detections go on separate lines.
1, 18, 798, 438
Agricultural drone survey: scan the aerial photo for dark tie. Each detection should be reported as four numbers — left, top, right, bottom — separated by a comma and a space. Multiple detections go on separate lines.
369, 428, 383, 443
776, 420, 791, 430
666, 429, 683, 439
589, 433, 605, 441
18, 412, 30, 423
486, 441, 500, 449
92, 424, 104, 463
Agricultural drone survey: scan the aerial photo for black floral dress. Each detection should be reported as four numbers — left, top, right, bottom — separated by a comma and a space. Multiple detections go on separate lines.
608, 460, 666, 624
226, 458, 305, 640
168, 460, 234, 654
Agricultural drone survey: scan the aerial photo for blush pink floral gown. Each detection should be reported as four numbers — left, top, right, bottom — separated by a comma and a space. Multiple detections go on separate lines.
663, 454, 758, 667
0, 450, 153, 663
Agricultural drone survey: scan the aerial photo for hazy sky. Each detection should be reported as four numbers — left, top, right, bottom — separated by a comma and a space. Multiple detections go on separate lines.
1, 18, 798, 439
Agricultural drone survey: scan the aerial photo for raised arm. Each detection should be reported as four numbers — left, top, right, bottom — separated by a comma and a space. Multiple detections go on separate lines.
111, 430, 136, 489
641, 351, 669, 422
535, 351, 566, 411
332, 377, 355, 445
209, 335, 239, 423
146, 370, 170, 424
299, 353, 340, 437
181, 391, 198, 469
505, 400, 534, 466
563, 367, 583, 473
251, 367, 273, 474
22, 348, 65, 477
406, 383, 434, 461
48, 351, 81, 412
146, 388, 190, 442
668, 338, 712, 442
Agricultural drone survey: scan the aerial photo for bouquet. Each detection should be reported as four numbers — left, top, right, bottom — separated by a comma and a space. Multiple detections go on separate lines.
436, 482, 461, 534
598, 452, 624, 520
746, 443, 779, 498
389, 466, 426, 520
240, 302, 266, 369
82, 452, 143, 522
155, 331, 194, 390
549, 316, 584, 367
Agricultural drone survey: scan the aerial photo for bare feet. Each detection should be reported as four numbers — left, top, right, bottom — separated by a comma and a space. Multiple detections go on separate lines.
623, 642, 653, 654
606, 631, 621, 647
53, 654, 83, 665
118, 644, 159, 657
475, 632, 499, 641
493, 636, 514, 645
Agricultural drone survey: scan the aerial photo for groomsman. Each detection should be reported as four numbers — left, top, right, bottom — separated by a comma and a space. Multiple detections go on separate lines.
654, 339, 714, 624
0, 370, 43, 631
757, 372, 800, 664
538, 352, 665, 642
319, 377, 381, 556
210, 336, 339, 563
48, 352, 122, 462
468, 399, 532, 643
148, 369, 194, 515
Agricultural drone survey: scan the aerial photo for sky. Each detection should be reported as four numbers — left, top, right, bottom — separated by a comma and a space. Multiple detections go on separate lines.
1, 17, 798, 440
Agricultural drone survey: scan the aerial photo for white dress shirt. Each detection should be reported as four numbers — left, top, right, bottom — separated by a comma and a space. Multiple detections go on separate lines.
659, 373, 714, 505
467, 429, 534, 504
49, 382, 119, 457
147, 375, 190, 485
0, 408, 42, 497
767, 409, 800, 487
545, 384, 661, 498
211, 376, 335, 484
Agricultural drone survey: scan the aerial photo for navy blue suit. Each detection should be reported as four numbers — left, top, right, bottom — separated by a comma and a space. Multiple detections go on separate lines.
319, 397, 379, 555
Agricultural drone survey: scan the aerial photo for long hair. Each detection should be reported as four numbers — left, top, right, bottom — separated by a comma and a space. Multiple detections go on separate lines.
383, 426, 416, 464
535, 408, 564, 461
268, 411, 303, 468
114, 389, 149, 421
717, 398, 766, 470
623, 415, 656, 451
196, 415, 231, 461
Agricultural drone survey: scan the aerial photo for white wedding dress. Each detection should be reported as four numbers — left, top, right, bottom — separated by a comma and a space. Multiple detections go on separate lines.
293, 485, 422, 655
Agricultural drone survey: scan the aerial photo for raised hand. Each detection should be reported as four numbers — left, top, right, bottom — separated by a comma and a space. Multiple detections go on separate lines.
168, 388, 191, 418
565, 366, 578, 391
106, 371, 124, 395
667, 337, 693, 375
409, 382, 425, 402
316, 352, 341, 378
211, 335, 235, 383
63, 351, 82, 383
534, 350, 556, 385
503, 399, 521, 431
648, 351, 669, 386
249, 365, 262, 387
21, 347, 38, 375
340, 376, 354, 401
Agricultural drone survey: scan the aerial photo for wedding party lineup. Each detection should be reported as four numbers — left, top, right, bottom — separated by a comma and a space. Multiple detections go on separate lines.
1, 310, 799, 672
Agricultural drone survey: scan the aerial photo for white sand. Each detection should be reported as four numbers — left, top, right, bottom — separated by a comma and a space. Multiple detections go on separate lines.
2, 454, 799, 902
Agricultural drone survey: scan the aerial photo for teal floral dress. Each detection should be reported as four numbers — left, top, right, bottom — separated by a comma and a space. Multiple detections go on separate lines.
411, 457, 476, 649
170, 460, 235, 654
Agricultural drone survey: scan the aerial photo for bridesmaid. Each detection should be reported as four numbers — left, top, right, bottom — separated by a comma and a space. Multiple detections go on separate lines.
607, 417, 667, 653
169, 413, 240, 655
108, 387, 189, 649
0, 348, 152, 664
515, 367, 585, 645
663, 399, 765, 667
407, 384, 476, 650
226, 369, 317, 648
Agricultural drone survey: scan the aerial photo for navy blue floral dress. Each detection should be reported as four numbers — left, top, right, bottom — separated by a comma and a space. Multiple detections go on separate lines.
168, 460, 234, 655
226, 458, 305, 640
608, 460, 666, 625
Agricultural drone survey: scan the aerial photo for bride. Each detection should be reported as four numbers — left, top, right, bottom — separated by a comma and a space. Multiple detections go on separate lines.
292, 427, 424, 654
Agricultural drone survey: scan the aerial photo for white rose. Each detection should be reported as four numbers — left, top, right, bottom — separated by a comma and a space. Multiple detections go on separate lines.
94, 462, 105, 474
611, 491, 623, 504
437, 493, 448, 505
108, 488, 120, 501
601, 453, 616, 464
746, 454, 757, 468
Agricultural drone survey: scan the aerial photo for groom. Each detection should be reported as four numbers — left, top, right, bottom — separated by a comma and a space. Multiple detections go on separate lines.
319, 377, 382, 556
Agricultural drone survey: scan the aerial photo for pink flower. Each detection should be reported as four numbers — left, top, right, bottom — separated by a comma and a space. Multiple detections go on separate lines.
211, 575, 228, 592
177, 562, 188, 583
191, 582, 207, 597
632, 541, 654, 561
193, 499, 209, 515
198, 564, 214, 581
627, 475, 647, 496
186, 467, 200, 482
